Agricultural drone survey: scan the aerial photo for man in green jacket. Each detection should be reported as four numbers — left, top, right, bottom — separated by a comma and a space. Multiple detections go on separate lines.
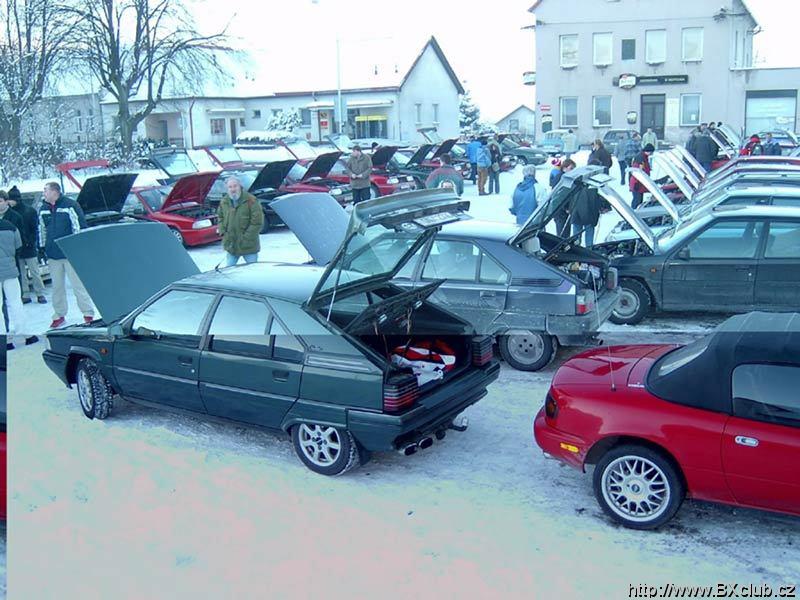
217, 176, 264, 267
345, 145, 373, 204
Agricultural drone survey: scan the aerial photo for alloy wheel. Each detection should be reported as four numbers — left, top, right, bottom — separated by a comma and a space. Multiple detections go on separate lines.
298, 424, 342, 467
601, 455, 670, 522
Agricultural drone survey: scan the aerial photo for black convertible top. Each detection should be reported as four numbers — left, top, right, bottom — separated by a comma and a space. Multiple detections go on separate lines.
647, 312, 800, 413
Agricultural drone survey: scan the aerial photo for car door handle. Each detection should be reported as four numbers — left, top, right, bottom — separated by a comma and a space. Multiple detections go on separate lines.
273, 370, 290, 382
480, 290, 496, 298
735, 435, 759, 448
177, 355, 193, 366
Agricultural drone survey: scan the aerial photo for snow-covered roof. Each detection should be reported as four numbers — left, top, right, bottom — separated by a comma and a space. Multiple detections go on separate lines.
495, 104, 536, 124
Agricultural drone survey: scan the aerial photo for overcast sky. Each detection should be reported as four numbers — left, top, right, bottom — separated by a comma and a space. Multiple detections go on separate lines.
194, 0, 795, 122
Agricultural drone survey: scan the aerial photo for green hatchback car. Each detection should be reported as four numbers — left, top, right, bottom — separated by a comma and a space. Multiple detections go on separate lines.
42, 190, 500, 475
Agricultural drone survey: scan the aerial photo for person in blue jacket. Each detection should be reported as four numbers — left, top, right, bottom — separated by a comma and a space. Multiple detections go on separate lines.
466, 136, 481, 183
510, 165, 548, 225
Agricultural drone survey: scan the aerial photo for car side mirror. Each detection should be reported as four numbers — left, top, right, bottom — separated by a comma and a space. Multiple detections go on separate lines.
676, 247, 691, 260
133, 326, 160, 340
107, 323, 125, 338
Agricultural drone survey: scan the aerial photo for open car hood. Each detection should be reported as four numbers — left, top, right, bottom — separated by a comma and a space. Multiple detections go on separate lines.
303, 151, 342, 180
431, 139, 457, 159
250, 159, 297, 192
55, 222, 200, 322
417, 127, 442, 144
162, 172, 219, 209
76, 174, 138, 214
284, 189, 470, 308
672, 146, 707, 179
370, 146, 398, 167
271, 193, 350, 265
405, 144, 434, 167
202, 145, 244, 168
661, 151, 700, 191
627, 168, 681, 221
149, 149, 199, 178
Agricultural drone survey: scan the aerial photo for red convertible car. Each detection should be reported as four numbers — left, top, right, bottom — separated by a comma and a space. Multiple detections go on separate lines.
535, 311, 799, 529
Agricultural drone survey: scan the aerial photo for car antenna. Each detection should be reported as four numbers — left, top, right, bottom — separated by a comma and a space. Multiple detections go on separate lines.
591, 267, 616, 391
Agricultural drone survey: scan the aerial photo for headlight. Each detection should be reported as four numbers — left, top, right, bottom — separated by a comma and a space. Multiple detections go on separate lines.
405, 176, 414, 182
387, 177, 399, 184
331, 188, 343, 196
503, 155, 513, 161
192, 219, 212, 229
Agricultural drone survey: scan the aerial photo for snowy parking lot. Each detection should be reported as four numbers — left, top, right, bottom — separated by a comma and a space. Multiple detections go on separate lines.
8, 161, 798, 597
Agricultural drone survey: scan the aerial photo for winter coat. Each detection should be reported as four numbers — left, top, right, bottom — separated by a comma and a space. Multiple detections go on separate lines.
38, 195, 87, 260
686, 132, 699, 157
549, 168, 563, 188
562, 133, 578, 153
763, 139, 782, 156
488, 142, 502, 167
476, 145, 492, 168
629, 151, 652, 194
589, 147, 613, 171
622, 138, 642, 164
217, 192, 263, 256
694, 134, 719, 165
570, 188, 601, 227
10, 202, 37, 259
510, 176, 547, 225
0, 218, 21, 281
425, 166, 464, 196
466, 140, 481, 163
344, 153, 373, 190
642, 131, 658, 149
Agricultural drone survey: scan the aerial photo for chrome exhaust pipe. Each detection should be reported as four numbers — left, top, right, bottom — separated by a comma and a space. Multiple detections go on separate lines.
418, 436, 434, 450
449, 416, 469, 432
400, 443, 418, 456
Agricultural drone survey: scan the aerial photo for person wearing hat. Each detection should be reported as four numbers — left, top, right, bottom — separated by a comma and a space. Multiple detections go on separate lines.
629, 143, 655, 209
344, 144, 373, 204
7, 186, 46, 304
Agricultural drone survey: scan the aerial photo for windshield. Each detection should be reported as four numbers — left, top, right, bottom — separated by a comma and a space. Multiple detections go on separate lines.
503, 138, 520, 149
138, 187, 171, 211
154, 152, 198, 176
206, 147, 242, 165
651, 336, 711, 378
287, 163, 309, 181
286, 140, 316, 159
236, 146, 295, 164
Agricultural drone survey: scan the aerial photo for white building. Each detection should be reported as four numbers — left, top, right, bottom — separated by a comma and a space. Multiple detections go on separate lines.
95, 36, 464, 148
495, 105, 537, 136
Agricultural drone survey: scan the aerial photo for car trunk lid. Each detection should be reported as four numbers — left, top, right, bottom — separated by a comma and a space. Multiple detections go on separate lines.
404, 144, 434, 167
161, 171, 219, 210
271, 192, 350, 266
626, 167, 681, 221
430, 139, 456, 160
371, 146, 398, 167
301, 151, 341, 180
249, 159, 297, 192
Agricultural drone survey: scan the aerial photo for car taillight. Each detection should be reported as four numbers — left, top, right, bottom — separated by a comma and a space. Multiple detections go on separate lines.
471, 335, 494, 366
576, 290, 596, 315
545, 393, 558, 419
605, 267, 618, 290
383, 373, 419, 413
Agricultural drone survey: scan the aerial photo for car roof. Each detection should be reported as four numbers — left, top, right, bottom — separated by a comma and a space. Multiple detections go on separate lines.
724, 185, 800, 197
440, 219, 517, 242
711, 204, 800, 217
176, 262, 324, 303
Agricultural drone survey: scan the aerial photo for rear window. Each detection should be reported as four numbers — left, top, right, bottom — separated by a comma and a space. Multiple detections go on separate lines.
732, 364, 800, 428
653, 337, 711, 378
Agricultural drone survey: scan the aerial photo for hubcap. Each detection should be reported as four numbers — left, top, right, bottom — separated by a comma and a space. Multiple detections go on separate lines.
172, 229, 183, 243
614, 289, 640, 319
298, 424, 342, 467
77, 370, 94, 413
601, 455, 670, 522
506, 331, 545, 365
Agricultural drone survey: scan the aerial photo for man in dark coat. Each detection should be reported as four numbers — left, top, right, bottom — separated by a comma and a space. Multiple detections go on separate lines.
7, 186, 46, 304
570, 187, 601, 247
693, 132, 719, 172
589, 139, 613, 174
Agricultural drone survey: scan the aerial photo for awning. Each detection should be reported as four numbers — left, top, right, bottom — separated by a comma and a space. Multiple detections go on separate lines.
305, 101, 335, 109
355, 115, 388, 122
206, 107, 245, 114
346, 99, 394, 109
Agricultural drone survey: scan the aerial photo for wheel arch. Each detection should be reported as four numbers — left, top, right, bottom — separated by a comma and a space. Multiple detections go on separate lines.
619, 275, 657, 309
584, 435, 687, 489
65, 347, 104, 385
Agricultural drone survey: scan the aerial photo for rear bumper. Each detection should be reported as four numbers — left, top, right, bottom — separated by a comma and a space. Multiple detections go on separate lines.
533, 409, 586, 470
546, 288, 620, 340
42, 349, 70, 386
347, 361, 501, 452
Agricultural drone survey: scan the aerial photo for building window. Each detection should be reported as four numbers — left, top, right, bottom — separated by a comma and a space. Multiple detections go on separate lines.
621, 39, 635, 60
560, 97, 578, 127
560, 34, 578, 68
415, 103, 422, 123
239, 117, 246, 127
645, 29, 666, 64
682, 27, 704, 62
432, 103, 439, 123
300, 108, 311, 126
509, 118, 520, 131
210, 118, 225, 135
680, 94, 702, 126
76, 110, 83, 132
593, 33, 612, 66
252, 109, 262, 119
593, 96, 612, 127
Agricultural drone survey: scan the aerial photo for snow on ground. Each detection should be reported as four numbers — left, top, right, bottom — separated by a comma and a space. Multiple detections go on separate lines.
10, 342, 799, 598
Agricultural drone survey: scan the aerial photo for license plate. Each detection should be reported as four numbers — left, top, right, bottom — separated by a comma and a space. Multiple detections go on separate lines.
414, 212, 457, 227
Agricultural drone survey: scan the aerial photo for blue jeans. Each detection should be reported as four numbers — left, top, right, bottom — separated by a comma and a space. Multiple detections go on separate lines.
488, 170, 500, 194
225, 252, 258, 267
572, 224, 595, 247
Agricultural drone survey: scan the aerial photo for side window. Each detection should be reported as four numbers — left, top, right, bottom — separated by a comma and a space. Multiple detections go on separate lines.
208, 296, 271, 357
479, 251, 509, 284
422, 240, 479, 282
686, 220, 763, 259
270, 319, 304, 362
732, 364, 800, 428
122, 194, 144, 215
771, 196, 800, 208
764, 221, 800, 259
132, 290, 215, 341
718, 195, 766, 207
395, 241, 427, 279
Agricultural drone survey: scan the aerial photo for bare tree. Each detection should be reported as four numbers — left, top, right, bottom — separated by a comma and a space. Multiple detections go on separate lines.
0, 0, 77, 147
72, 0, 229, 151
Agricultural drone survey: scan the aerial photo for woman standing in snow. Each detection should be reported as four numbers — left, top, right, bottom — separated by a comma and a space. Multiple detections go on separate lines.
510, 165, 547, 225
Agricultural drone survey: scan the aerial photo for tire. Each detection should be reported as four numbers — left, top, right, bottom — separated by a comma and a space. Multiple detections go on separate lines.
593, 444, 685, 530
609, 279, 651, 325
169, 227, 185, 246
498, 331, 556, 371
260, 210, 271, 234
369, 184, 380, 199
517, 155, 528, 166
75, 358, 114, 420
292, 423, 360, 476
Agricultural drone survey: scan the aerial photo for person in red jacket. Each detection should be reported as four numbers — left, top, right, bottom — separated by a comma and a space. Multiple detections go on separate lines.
629, 143, 654, 209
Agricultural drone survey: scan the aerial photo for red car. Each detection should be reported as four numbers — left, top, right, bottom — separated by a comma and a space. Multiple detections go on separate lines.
281, 151, 353, 204
123, 172, 222, 246
326, 146, 418, 197
534, 311, 800, 530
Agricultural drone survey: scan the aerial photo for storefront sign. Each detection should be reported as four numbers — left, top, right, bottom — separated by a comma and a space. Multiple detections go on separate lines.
614, 74, 689, 88
618, 74, 637, 90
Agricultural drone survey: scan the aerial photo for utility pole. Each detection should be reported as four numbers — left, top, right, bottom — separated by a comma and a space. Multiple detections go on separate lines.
336, 35, 344, 135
